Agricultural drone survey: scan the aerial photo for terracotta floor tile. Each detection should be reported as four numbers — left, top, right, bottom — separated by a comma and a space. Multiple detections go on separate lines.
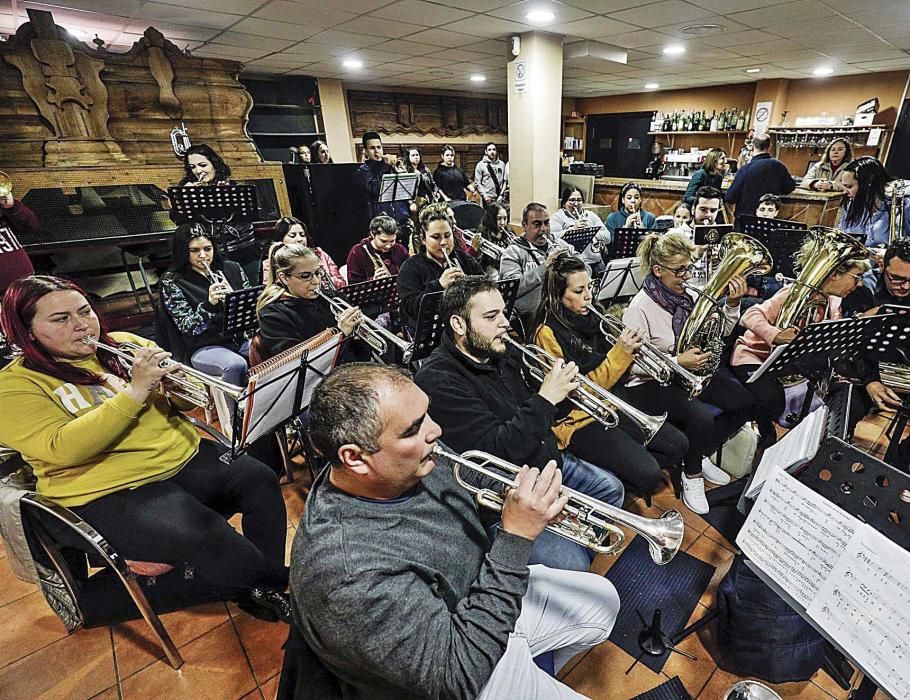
701, 524, 739, 554
112, 602, 230, 681
0, 625, 115, 699
685, 535, 736, 609
239, 689, 264, 700
0, 556, 39, 607
120, 621, 257, 700
699, 667, 835, 699
88, 687, 120, 700
653, 491, 709, 535
284, 525, 296, 567
229, 603, 287, 684
281, 483, 309, 527
0, 591, 69, 668
260, 674, 280, 700
661, 604, 718, 699
561, 640, 669, 699
809, 666, 856, 700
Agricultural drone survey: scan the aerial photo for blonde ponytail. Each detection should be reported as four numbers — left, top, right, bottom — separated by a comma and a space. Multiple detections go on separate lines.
256, 243, 316, 313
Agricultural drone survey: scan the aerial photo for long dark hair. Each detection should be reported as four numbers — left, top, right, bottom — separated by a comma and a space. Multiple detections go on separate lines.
531, 252, 591, 350
273, 216, 312, 246
478, 202, 507, 238
842, 156, 889, 227
310, 140, 333, 164
178, 144, 231, 186
1, 275, 128, 385
167, 224, 224, 276
406, 148, 429, 174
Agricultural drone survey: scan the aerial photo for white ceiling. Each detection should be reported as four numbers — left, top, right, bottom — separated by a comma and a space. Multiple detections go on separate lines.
1, 0, 908, 96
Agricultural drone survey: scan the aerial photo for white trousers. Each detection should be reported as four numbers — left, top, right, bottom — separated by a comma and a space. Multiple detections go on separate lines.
477, 565, 620, 700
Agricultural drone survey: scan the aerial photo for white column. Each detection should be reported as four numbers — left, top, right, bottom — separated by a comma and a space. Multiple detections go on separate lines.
318, 78, 356, 163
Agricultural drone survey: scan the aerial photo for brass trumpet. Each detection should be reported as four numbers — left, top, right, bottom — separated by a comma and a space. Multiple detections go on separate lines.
363, 243, 392, 279
82, 336, 244, 409
434, 446, 684, 564
316, 289, 413, 363
201, 261, 233, 292
500, 334, 667, 444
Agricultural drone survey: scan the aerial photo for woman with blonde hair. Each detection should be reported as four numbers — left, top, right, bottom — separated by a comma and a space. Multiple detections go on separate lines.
684, 148, 727, 205
621, 231, 752, 514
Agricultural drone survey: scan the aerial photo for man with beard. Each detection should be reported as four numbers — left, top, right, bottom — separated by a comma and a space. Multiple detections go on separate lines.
414, 276, 625, 572
356, 131, 409, 223
474, 142, 508, 205
667, 186, 724, 239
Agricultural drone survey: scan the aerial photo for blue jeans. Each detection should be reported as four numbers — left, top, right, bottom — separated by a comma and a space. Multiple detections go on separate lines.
489, 451, 625, 573
191, 340, 251, 388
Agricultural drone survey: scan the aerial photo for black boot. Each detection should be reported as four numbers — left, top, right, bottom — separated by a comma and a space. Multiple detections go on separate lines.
237, 588, 292, 624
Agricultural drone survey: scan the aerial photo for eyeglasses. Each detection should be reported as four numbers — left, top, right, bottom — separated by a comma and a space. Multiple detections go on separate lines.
285, 268, 325, 282
885, 270, 910, 287
843, 271, 864, 282
656, 263, 695, 278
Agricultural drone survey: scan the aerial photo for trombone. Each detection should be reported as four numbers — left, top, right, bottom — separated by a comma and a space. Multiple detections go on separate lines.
81, 336, 244, 409
316, 289, 413, 363
500, 334, 667, 444
586, 305, 707, 397
434, 445, 684, 564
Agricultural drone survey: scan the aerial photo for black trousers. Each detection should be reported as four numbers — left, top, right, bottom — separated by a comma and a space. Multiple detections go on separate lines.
731, 364, 784, 441
74, 440, 289, 592
623, 373, 754, 475
566, 416, 688, 495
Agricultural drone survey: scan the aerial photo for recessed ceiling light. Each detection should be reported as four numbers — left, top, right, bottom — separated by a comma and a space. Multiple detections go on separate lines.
526, 8, 555, 23
342, 59, 363, 69
470, 74, 486, 82
745, 68, 761, 74
644, 82, 659, 89
813, 66, 833, 76
663, 44, 686, 55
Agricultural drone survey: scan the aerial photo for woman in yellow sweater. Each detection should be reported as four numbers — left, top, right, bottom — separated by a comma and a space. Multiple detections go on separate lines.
530, 253, 688, 495
0, 276, 290, 622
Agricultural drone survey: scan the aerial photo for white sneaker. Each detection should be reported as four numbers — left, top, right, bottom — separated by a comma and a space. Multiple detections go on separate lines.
682, 474, 709, 515
701, 457, 731, 486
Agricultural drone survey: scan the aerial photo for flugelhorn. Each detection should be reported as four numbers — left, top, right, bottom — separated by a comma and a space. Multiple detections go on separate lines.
500, 334, 667, 444
587, 306, 707, 396
434, 446, 684, 564
363, 243, 392, 279
316, 289, 413, 363
81, 336, 244, 408
201, 261, 233, 292
442, 247, 464, 272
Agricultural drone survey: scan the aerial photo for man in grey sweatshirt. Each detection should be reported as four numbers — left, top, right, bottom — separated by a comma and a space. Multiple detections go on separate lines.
290, 363, 620, 699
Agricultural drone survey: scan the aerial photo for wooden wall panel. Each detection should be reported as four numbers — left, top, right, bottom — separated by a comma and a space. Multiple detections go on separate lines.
353, 142, 509, 183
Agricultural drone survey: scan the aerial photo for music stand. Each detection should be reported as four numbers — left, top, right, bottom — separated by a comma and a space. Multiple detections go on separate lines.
692, 223, 733, 246
748, 316, 892, 426
379, 173, 419, 203
561, 226, 601, 254
739, 214, 808, 235
338, 275, 399, 315
610, 227, 658, 260
222, 285, 265, 340
595, 258, 643, 303
167, 184, 258, 256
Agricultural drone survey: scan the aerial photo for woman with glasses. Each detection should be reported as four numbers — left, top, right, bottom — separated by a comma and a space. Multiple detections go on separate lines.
731, 239, 870, 447
621, 231, 753, 514
262, 217, 344, 289
256, 244, 366, 361
550, 187, 611, 272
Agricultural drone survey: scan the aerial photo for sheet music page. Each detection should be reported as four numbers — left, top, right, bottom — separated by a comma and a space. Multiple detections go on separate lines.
806, 526, 910, 700
737, 469, 857, 608
746, 406, 828, 498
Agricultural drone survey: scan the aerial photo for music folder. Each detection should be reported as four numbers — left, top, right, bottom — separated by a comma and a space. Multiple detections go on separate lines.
692, 223, 733, 245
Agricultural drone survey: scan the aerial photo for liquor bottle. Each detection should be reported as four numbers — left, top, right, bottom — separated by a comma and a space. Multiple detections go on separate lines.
743, 108, 751, 131
737, 110, 745, 130
701, 111, 709, 131
662, 112, 671, 131
709, 110, 718, 131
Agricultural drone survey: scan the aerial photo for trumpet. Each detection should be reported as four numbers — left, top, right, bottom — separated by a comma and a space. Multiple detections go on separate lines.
434, 446, 684, 563
471, 232, 505, 261
316, 289, 413, 363
442, 247, 464, 272
586, 306, 707, 397
500, 334, 667, 444
201, 261, 233, 292
81, 336, 244, 408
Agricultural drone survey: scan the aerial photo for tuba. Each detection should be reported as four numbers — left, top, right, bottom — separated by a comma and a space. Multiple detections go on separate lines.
775, 226, 867, 330
677, 233, 773, 381
435, 446, 684, 564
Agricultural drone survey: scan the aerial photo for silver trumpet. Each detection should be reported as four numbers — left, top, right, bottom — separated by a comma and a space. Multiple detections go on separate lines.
442, 247, 464, 272
316, 289, 413, 363
500, 334, 667, 444
586, 306, 707, 397
434, 446, 684, 564
472, 235, 506, 261
201, 260, 233, 292
82, 336, 244, 409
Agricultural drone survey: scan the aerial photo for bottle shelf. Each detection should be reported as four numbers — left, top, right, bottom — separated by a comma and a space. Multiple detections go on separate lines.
649, 130, 748, 135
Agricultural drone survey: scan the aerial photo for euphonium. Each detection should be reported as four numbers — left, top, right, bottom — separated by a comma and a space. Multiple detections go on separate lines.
885, 179, 907, 248
434, 446, 684, 564
81, 336, 244, 408
170, 122, 191, 157
588, 306, 708, 397
500, 334, 667, 444
775, 226, 867, 330
316, 288, 413, 363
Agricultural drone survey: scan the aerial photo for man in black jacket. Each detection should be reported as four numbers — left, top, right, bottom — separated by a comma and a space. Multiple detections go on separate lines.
414, 276, 625, 572
355, 131, 409, 223
725, 134, 796, 227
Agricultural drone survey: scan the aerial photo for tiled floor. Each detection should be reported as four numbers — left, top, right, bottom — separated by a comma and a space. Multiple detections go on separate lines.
0, 414, 900, 700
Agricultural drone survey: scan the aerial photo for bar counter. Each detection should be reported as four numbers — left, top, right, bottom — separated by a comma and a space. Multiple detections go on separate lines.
591, 177, 842, 228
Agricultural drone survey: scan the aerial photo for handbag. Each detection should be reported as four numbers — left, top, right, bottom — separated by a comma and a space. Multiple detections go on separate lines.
710, 423, 758, 479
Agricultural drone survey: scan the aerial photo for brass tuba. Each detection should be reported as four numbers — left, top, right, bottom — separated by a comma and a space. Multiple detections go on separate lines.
775, 226, 867, 330
677, 233, 773, 382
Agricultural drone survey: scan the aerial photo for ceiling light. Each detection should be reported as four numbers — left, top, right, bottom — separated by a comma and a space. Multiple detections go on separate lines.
644, 82, 659, 89
470, 74, 486, 82
745, 68, 761, 74
680, 23, 726, 35
342, 59, 363, 69
526, 8, 555, 23
813, 66, 833, 76
662, 44, 686, 56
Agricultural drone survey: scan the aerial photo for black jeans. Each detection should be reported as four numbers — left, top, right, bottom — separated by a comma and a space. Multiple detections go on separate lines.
566, 414, 688, 495
74, 440, 288, 592
623, 373, 754, 475
731, 363, 784, 441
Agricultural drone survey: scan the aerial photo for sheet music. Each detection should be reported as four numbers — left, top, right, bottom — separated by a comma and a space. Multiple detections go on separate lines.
737, 469, 857, 608
746, 405, 828, 498
807, 526, 910, 700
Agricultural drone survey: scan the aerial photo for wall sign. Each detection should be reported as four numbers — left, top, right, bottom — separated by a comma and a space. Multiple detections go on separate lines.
754, 101, 772, 136
514, 60, 527, 93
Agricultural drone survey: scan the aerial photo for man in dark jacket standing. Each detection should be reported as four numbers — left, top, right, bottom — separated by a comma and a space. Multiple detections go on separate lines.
725, 134, 795, 227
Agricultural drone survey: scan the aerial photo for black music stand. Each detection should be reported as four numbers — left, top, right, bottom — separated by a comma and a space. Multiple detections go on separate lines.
379, 173, 418, 204
692, 223, 733, 246
222, 285, 264, 340
338, 275, 399, 315
167, 184, 258, 256
561, 226, 601, 254
610, 227, 657, 260
748, 316, 892, 426
739, 214, 808, 235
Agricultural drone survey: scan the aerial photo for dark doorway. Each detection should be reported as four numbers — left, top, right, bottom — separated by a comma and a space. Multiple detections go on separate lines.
586, 112, 654, 178
885, 98, 910, 179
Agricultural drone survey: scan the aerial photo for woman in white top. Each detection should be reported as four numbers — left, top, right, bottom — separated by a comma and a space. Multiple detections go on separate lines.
550, 187, 610, 273
620, 231, 754, 514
